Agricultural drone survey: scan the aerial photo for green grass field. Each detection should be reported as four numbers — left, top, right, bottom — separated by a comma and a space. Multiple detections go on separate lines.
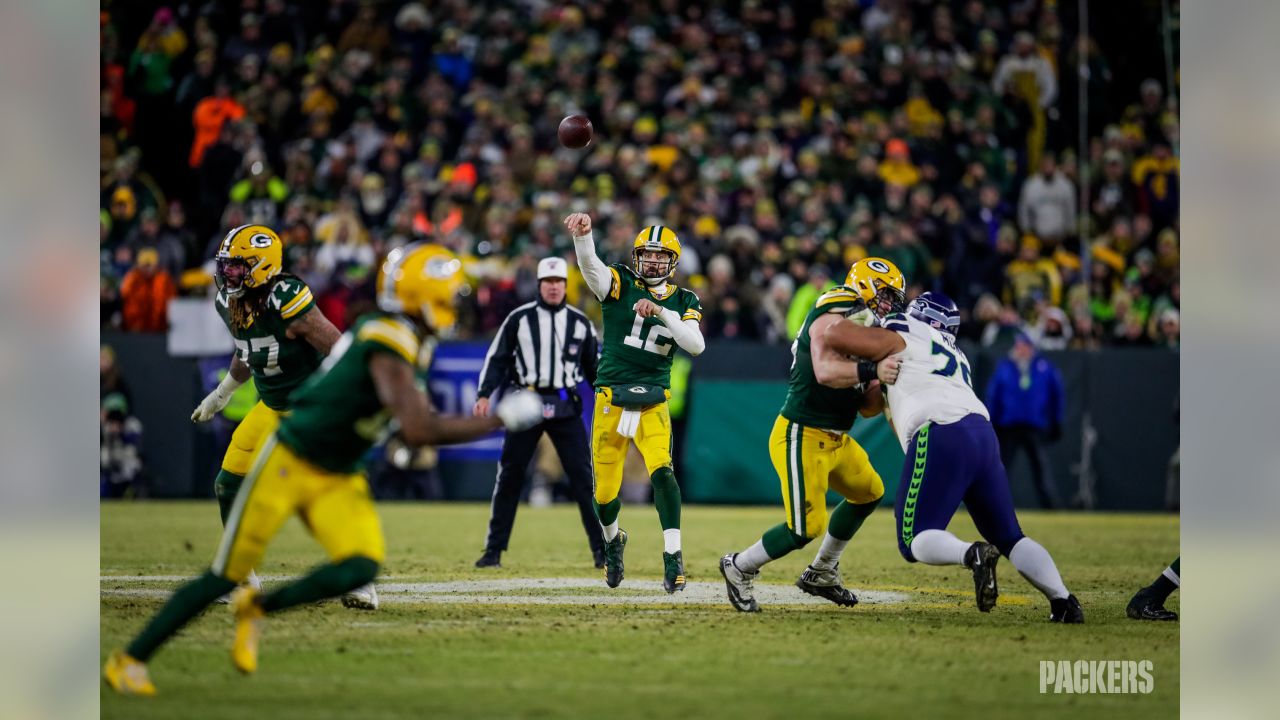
101, 501, 1178, 719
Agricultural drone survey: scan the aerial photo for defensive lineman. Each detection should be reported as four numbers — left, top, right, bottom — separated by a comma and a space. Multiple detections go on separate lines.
564, 212, 705, 592
719, 258, 904, 612
105, 244, 545, 695
822, 291, 1084, 622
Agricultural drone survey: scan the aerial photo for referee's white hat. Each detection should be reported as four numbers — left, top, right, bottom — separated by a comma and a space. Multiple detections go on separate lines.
537, 257, 568, 280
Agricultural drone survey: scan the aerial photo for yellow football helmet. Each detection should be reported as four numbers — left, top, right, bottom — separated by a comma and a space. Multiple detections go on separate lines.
216, 224, 284, 297
846, 257, 907, 318
376, 243, 466, 333
632, 225, 682, 285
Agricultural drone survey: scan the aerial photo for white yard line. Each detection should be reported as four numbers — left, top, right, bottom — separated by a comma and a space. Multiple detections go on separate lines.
101, 576, 912, 606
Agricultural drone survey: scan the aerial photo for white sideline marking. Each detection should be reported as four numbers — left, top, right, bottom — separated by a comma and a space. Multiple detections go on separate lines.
101, 576, 911, 606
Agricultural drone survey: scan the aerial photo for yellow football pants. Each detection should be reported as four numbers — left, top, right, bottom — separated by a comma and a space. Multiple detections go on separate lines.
211, 431, 385, 583
769, 415, 884, 539
221, 401, 285, 476
591, 386, 672, 505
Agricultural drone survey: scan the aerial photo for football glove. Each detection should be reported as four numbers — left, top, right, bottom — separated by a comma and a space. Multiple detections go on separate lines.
495, 390, 542, 432
191, 374, 245, 422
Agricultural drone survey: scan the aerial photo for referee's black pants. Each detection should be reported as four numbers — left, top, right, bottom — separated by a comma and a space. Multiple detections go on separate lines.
484, 416, 602, 556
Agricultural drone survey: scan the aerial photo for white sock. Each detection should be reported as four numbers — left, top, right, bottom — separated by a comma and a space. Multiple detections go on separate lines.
810, 533, 849, 571
909, 529, 971, 565
1162, 564, 1180, 586
601, 520, 619, 542
1009, 537, 1070, 600
733, 539, 772, 574
663, 529, 681, 554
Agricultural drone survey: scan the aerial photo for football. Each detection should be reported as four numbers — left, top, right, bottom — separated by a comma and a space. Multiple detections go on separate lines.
558, 114, 593, 149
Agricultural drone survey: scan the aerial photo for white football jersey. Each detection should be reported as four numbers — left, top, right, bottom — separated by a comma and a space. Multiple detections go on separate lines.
882, 313, 989, 450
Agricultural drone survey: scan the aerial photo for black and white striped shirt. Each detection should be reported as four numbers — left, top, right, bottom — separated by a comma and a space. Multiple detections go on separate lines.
477, 301, 599, 397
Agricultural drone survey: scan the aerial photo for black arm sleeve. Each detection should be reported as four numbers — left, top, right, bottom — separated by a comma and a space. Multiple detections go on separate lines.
580, 324, 600, 387
476, 314, 517, 399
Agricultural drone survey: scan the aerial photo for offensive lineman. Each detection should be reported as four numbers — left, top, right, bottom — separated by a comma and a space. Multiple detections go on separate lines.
719, 258, 904, 612
564, 212, 705, 592
192, 224, 382, 608
822, 291, 1084, 622
105, 244, 545, 695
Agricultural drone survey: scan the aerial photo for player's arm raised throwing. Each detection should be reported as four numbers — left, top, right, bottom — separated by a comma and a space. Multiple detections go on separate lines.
565, 212, 614, 302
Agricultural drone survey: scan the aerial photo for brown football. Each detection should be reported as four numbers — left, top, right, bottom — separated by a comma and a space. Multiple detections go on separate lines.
558, 115, 593, 149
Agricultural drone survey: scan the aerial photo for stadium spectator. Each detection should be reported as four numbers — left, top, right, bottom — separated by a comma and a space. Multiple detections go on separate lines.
119, 248, 177, 333
986, 332, 1066, 509
101, 395, 144, 499
1017, 154, 1077, 248
99, 0, 1178, 353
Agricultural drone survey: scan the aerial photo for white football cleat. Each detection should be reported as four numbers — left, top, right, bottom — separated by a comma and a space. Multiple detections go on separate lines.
217, 569, 261, 605
342, 582, 379, 610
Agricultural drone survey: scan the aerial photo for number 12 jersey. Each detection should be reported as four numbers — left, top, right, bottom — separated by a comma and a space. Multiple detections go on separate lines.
595, 264, 702, 390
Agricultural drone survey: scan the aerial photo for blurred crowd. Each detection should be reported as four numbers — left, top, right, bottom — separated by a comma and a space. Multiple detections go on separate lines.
101, 0, 1179, 350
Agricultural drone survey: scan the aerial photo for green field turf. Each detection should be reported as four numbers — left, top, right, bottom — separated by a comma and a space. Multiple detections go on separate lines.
101, 501, 1178, 719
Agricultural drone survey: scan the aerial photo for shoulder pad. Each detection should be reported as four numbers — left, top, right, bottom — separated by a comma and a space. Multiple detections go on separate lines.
269, 277, 315, 320
357, 317, 420, 364
815, 288, 861, 309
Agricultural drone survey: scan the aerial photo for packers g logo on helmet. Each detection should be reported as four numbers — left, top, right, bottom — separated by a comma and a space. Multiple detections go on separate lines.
846, 257, 907, 318
216, 224, 283, 297
376, 243, 466, 334
632, 225, 681, 286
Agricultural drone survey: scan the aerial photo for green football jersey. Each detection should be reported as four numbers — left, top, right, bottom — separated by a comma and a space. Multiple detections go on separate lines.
215, 275, 323, 411
779, 286, 870, 432
277, 313, 422, 474
595, 264, 702, 390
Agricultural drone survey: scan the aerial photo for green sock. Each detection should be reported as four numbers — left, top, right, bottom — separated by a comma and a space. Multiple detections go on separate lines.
594, 497, 621, 528
761, 522, 811, 559
826, 499, 878, 541
126, 571, 236, 661
260, 556, 379, 613
650, 467, 681, 531
213, 470, 245, 525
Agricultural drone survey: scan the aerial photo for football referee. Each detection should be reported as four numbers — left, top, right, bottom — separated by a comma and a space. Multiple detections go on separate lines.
472, 257, 605, 568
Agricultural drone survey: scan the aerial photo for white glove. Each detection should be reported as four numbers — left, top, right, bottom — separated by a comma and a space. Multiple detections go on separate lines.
191, 374, 245, 422
495, 390, 543, 432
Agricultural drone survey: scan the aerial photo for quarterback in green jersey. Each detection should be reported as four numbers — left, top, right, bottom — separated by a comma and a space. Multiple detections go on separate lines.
720, 258, 906, 612
106, 243, 545, 695
566, 212, 705, 593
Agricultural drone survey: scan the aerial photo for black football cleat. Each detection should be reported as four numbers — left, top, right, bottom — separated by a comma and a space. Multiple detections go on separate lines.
1049, 594, 1085, 623
603, 530, 627, 588
474, 549, 502, 568
663, 551, 686, 593
795, 564, 859, 607
1127, 588, 1177, 621
964, 542, 1001, 612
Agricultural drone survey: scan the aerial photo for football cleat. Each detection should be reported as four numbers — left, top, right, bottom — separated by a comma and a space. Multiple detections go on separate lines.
216, 569, 261, 605
964, 542, 1001, 612
603, 529, 627, 588
1126, 588, 1178, 621
593, 548, 606, 569
795, 564, 860, 607
719, 554, 760, 612
474, 549, 502, 568
103, 650, 157, 696
342, 583, 379, 611
1049, 594, 1085, 624
663, 551, 686, 593
230, 586, 265, 674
